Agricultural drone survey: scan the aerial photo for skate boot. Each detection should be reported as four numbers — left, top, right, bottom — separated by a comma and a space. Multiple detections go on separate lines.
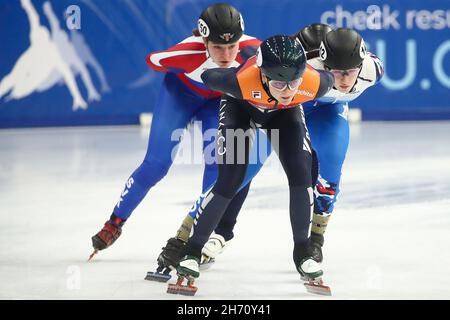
297, 257, 323, 280
89, 217, 123, 260
298, 258, 331, 296
145, 237, 186, 282
200, 234, 227, 269
167, 255, 200, 296
157, 237, 186, 268
310, 232, 324, 263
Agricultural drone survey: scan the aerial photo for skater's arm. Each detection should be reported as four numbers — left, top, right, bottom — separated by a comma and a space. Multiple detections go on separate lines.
201, 68, 243, 99
236, 36, 261, 63
237, 46, 258, 63
146, 39, 206, 74
315, 70, 334, 99
366, 52, 384, 84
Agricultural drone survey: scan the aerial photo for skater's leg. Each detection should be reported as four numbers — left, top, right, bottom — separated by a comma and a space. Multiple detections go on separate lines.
213, 128, 271, 240
111, 74, 202, 221
305, 103, 349, 260
169, 99, 220, 243
266, 107, 322, 279
213, 182, 250, 241
196, 98, 220, 192
167, 125, 268, 265
92, 74, 202, 252
267, 108, 313, 246
183, 96, 253, 259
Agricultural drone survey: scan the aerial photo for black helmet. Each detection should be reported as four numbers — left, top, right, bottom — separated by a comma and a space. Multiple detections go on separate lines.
198, 3, 244, 44
319, 28, 367, 70
256, 35, 306, 81
294, 23, 333, 51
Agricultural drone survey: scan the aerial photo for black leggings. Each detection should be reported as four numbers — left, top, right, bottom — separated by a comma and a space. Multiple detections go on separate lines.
186, 96, 313, 256
215, 150, 318, 242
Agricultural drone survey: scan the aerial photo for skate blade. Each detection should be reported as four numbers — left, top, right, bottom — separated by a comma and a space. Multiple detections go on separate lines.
167, 283, 197, 296
88, 249, 98, 261
145, 271, 172, 282
199, 258, 215, 270
304, 280, 332, 296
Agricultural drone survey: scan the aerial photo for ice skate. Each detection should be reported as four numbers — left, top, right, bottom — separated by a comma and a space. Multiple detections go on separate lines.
297, 257, 331, 296
294, 241, 331, 296
167, 255, 200, 296
89, 220, 122, 260
145, 237, 185, 282
200, 234, 227, 270
145, 265, 172, 282
303, 277, 331, 296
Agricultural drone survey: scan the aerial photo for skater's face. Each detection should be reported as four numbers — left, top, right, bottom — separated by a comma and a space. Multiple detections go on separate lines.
261, 74, 301, 105
206, 41, 240, 68
325, 66, 361, 93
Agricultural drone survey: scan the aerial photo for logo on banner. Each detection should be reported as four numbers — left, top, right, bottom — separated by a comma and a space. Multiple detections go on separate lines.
0, 0, 110, 111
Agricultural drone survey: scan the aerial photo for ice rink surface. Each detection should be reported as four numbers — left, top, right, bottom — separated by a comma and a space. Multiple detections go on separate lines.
1, 121, 450, 300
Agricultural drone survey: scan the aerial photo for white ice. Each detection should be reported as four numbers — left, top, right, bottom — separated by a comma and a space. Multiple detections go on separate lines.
1, 121, 450, 300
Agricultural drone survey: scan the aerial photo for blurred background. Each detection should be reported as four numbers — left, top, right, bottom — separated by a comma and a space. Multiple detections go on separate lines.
1, 0, 449, 128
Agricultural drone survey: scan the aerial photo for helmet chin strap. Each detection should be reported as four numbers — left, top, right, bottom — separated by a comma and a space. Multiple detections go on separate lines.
347, 65, 363, 92
260, 73, 279, 107
204, 39, 211, 59
204, 38, 221, 62
348, 67, 363, 92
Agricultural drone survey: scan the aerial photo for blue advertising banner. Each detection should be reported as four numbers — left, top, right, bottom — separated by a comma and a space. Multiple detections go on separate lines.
1, 0, 449, 127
